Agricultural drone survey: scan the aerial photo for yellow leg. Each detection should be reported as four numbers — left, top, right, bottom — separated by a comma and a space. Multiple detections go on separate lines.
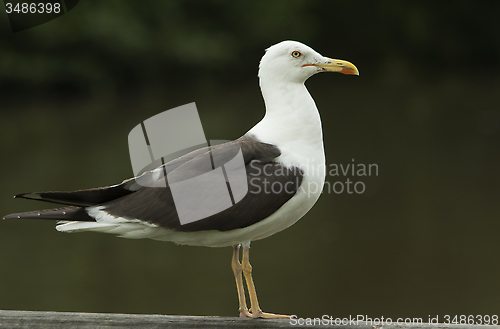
241, 246, 290, 319
231, 245, 251, 318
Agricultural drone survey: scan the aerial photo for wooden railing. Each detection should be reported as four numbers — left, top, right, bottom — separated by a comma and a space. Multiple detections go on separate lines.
1, 310, 498, 328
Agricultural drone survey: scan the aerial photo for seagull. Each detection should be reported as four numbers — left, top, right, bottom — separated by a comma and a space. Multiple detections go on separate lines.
4, 40, 358, 318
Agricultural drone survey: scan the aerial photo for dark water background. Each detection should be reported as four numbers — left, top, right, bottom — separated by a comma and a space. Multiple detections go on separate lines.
0, 0, 499, 319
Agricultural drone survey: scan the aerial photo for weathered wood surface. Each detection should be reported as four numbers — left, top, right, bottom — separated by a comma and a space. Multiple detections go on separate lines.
1, 310, 499, 329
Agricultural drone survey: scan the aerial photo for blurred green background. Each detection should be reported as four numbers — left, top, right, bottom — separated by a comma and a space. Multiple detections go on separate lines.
1, 0, 499, 320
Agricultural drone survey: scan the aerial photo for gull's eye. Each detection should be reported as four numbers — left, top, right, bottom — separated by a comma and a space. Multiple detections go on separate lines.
291, 51, 302, 58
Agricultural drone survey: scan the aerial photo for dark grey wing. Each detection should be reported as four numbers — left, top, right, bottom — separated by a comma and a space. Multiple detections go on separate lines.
103, 136, 304, 232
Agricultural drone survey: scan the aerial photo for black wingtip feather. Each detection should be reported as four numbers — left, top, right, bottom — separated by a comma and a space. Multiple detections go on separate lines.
14, 192, 41, 200
3, 206, 95, 221
10, 185, 135, 207
3, 213, 18, 220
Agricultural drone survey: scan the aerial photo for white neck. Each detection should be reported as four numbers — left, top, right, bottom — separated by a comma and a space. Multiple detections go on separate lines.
246, 77, 325, 170
248, 78, 324, 147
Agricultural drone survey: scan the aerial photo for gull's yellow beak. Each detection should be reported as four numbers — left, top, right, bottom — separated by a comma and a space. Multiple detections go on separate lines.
304, 58, 359, 75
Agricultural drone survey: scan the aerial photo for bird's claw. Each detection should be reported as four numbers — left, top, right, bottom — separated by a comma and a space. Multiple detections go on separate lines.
239, 309, 290, 319
239, 309, 252, 318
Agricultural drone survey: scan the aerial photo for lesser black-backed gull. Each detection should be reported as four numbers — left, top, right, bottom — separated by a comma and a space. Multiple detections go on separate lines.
4, 40, 358, 318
